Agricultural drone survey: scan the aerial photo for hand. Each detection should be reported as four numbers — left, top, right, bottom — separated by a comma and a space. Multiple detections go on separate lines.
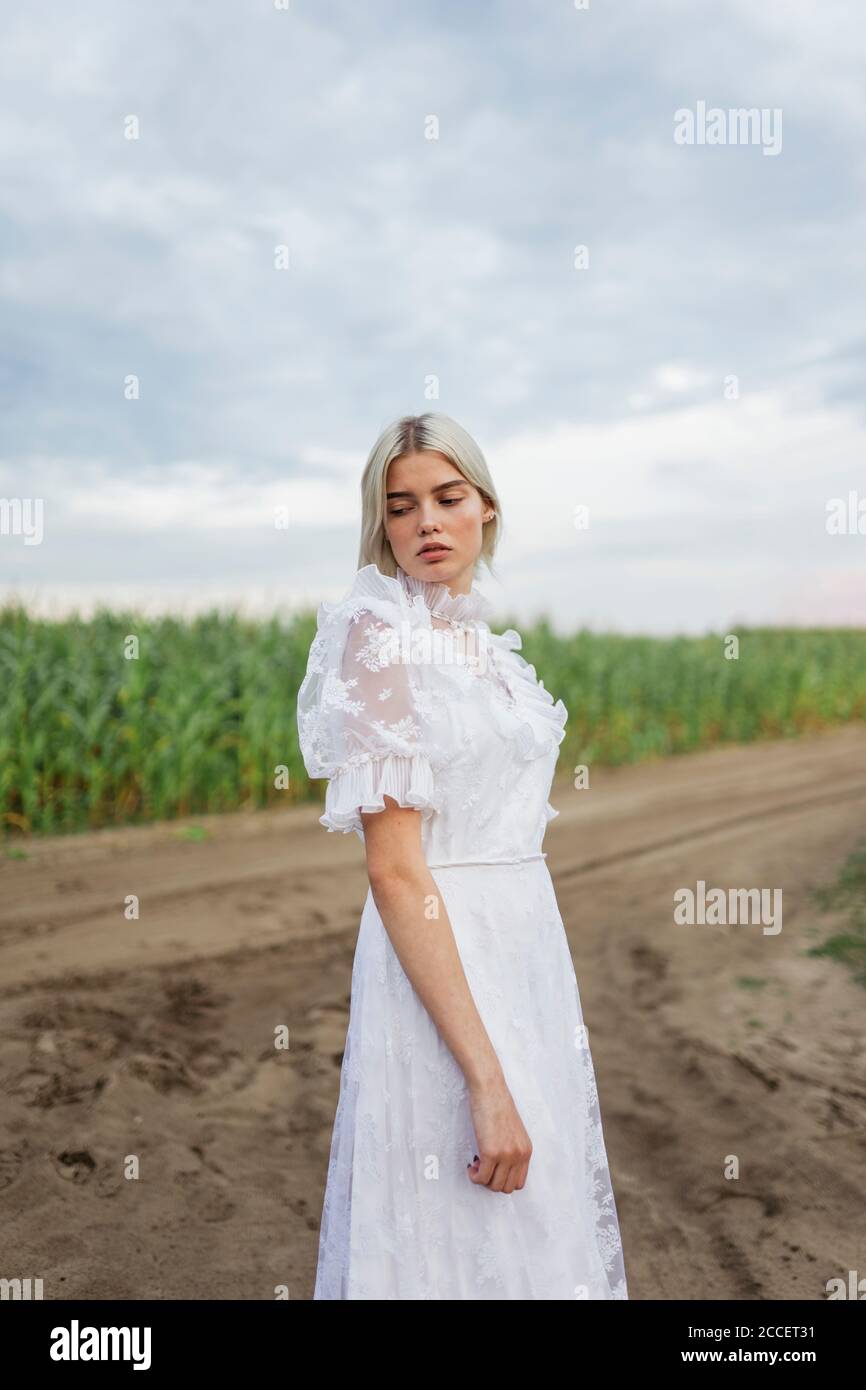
467, 1076, 533, 1193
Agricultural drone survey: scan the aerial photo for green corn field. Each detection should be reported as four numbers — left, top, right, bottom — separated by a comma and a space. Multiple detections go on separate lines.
1, 601, 864, 838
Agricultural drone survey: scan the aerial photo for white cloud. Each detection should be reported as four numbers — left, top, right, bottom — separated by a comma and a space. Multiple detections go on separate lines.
0, 0, 862, 632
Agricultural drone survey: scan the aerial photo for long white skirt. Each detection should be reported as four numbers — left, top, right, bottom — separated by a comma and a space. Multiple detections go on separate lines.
313, 858, 628, 1300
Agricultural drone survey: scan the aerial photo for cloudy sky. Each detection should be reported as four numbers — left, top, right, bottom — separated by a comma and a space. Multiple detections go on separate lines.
1, 0, 864, 634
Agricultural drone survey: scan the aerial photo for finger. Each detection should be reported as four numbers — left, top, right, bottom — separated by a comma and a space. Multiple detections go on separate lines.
500, 1164, 519, 1195
487, 1160, 510, 1193
467, 1155, 494, 1185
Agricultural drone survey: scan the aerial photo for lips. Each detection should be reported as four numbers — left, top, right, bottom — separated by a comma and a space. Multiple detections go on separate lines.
418, 544, 451, 556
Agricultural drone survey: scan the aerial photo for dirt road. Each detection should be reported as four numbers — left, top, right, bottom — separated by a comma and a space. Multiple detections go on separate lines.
1, 724, 864, 1300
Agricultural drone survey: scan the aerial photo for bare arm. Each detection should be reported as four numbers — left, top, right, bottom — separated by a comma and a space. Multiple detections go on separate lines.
361, 797, 533, 1193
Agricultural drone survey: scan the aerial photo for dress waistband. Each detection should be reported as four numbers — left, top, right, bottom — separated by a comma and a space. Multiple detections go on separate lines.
425, 852, 548, 870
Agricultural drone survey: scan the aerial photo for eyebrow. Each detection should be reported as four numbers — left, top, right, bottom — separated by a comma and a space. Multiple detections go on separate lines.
386, 479, 469, 499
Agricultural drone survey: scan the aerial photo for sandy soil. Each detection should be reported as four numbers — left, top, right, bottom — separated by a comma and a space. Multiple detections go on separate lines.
1, 724, 864, 1300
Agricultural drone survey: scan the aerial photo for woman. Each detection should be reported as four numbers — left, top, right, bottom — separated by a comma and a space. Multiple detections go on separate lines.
297, 412, 628, 1300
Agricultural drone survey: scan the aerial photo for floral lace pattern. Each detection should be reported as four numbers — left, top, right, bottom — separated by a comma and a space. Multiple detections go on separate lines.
297, 563, 628, 1299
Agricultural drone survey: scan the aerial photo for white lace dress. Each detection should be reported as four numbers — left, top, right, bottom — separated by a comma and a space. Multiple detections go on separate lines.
296, 562, 628, 1300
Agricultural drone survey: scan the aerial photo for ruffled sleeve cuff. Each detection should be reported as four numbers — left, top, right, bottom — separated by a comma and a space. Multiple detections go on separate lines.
320, 752, 441, 836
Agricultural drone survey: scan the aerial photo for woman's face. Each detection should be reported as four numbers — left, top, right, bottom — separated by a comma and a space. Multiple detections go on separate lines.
383, 450, 492, 592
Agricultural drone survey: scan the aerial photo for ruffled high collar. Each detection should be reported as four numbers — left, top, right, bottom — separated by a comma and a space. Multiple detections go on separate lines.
395, 563, 493, 626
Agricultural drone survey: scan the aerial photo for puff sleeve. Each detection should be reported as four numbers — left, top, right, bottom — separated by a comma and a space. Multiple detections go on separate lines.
296, 602, 443, 838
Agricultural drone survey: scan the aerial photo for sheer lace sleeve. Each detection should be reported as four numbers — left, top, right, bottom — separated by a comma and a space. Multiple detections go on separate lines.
297, 604, 442, 837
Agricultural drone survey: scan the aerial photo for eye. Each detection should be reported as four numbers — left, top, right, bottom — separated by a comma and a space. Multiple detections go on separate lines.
440, 495, 463, 506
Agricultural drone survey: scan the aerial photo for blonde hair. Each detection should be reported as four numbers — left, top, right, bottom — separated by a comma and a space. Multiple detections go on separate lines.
357, 412, 502, 578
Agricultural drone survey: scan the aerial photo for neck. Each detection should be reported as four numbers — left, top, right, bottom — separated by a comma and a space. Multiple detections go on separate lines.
439, 560, 475, 598
396, 560, 475, 597
392, 561, 492, 625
